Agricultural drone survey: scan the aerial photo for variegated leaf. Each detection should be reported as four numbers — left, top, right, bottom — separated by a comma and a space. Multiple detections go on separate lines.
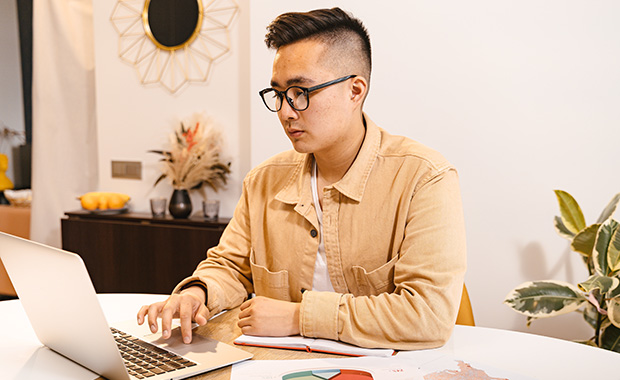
610, 281, 620, 298
554, 216, 575, 240
554, 190, 586, 235
607, 222, 620, 274
575, 338, 597, 347
597, 193, 620, 224
593, 219, 619, 276
504, 280, 586, 318
608, 296, 620, 329
578, 274, 619, 294
571, 223, 600, 257
582, 302, 599, 329
600, 323, 620, 353
526, 316, 534, 328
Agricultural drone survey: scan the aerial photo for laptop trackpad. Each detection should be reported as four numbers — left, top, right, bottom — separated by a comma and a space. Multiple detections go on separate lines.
146, 326, 218, 356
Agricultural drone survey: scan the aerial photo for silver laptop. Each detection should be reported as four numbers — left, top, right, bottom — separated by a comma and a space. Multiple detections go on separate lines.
0, 231, 252, 380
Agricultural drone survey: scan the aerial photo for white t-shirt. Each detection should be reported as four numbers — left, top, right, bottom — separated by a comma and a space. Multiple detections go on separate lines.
310, 160, 335, 292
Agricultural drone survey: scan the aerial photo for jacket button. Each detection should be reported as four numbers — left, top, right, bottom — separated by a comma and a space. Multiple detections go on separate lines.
310, 229, 318, 238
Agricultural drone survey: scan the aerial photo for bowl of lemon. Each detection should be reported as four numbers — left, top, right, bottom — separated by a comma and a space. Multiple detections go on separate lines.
79, 192, 130, 214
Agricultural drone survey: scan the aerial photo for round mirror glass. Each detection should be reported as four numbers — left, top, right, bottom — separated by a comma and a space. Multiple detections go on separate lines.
143, 0, 203, 50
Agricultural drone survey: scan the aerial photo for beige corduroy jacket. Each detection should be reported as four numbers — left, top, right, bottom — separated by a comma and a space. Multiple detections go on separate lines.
174, 115, 467, 350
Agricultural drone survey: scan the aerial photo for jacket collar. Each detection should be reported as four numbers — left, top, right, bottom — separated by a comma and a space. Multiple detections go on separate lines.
275, 113, 381, 207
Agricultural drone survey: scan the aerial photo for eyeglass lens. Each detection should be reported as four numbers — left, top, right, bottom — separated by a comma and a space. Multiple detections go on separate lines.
263, 87, 307, 112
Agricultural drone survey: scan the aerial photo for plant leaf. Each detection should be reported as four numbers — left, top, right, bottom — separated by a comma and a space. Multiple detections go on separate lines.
610, 281, 620, 298
607, 222, 620, 274
571, 223, 600, 257
554, 216, 575, 240
148, 150, 170, 156
600, 323, 620, 352
554, 190, 586, 235
597, 193, 620, 224
504, 280, 587, 318
593, 219, 619, 276
582, 302, 599, 329
526, 316, 534, 327
578, 274, 619, 294
153, 174, 167, 187
575, 338, 597, 347
608, 296, 620, 329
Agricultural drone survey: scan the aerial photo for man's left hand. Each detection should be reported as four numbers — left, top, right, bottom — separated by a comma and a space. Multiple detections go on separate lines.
237, 296, 300, 336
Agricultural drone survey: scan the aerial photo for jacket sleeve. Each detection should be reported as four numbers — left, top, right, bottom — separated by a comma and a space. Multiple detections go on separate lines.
299, 168, 467, 350
172, 179, 254, 318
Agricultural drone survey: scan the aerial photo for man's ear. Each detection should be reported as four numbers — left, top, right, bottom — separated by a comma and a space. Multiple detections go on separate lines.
350, 76, 368, 107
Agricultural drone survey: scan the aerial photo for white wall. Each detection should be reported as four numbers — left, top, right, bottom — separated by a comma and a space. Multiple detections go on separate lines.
92, 0, 251, 217
0, 0, 25, 182
249, 1, 620, 340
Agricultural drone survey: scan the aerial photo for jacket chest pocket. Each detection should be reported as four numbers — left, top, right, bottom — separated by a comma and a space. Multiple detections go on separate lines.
350, 255, 398, 296
249, 249, 291, 301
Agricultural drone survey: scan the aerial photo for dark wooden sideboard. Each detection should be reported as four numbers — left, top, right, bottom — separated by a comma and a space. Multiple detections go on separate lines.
61, 211, 229, 294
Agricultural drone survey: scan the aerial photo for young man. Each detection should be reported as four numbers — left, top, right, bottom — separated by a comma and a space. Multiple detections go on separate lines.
138, 7, 466, 350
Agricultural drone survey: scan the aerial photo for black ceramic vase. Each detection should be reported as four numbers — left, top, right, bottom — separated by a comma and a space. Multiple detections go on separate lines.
169, 189, 192, 218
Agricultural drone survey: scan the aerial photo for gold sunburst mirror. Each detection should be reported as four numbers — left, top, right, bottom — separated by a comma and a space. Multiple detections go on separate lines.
111, 0, 238, 93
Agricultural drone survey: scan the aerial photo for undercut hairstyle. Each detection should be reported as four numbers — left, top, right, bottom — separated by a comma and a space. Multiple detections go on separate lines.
265, 7, 372, 83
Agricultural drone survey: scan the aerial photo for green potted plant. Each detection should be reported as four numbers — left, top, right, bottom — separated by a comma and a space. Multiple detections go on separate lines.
504, 190, 620, 352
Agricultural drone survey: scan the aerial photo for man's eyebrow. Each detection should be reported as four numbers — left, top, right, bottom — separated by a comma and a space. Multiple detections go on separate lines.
270, 76, 312, 89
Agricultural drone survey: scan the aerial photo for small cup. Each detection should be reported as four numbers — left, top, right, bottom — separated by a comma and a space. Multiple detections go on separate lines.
150, 197, 167, 217
203, 199, 220, 220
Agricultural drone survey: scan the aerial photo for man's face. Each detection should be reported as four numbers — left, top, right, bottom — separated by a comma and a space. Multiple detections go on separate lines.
270, 39, 355, 155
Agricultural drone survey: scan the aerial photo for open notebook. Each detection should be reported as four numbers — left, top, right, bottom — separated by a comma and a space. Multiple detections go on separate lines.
234, 334, 395, 357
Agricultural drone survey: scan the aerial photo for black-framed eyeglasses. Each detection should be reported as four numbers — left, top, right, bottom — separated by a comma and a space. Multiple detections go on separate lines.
259, 75, 357, 112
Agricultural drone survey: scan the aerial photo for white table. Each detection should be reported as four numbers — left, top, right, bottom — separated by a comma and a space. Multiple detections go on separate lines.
397, 324, 620, 379
1, 294, 618, 379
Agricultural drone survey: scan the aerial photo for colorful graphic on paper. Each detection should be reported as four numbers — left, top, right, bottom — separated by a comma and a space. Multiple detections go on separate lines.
424, 360, 508, 380
283, 369, 374, 380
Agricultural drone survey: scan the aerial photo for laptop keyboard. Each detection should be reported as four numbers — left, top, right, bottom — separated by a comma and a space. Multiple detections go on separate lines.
111, 327, 197, 379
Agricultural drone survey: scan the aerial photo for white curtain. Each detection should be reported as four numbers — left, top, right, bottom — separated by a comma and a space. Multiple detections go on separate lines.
31, 0, 98, 246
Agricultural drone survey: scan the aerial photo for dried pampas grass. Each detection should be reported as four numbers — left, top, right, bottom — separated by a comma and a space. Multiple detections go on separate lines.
150, 113, 230, 192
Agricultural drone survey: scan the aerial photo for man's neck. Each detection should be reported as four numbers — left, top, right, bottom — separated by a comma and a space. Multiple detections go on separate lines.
314, 116, 366, 186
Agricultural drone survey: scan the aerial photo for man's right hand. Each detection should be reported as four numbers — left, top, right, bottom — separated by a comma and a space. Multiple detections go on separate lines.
137, 286, 209, 344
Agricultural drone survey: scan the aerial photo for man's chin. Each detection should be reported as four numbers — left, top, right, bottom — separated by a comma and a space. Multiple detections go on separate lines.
292, 146, 312, 154
289, 140, 312, 154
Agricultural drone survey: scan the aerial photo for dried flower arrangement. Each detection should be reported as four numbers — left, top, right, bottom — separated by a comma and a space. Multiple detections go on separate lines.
150, 113, 230, 192
0, 121, 26, 154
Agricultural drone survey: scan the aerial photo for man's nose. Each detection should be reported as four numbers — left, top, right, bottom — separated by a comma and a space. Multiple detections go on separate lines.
278, 97, 299, 119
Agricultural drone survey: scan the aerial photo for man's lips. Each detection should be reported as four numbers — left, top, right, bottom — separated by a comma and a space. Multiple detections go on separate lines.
287, 129, 304, 138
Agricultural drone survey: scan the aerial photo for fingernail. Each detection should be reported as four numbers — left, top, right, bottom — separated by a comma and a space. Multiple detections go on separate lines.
163, 329, 169, 338
151, 324, 157, 332
184, 335, 191, 344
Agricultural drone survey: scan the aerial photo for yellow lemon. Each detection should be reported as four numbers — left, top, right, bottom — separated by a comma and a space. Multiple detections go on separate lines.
80, 195, 98, 210
108, 194, 125, 209
98, 195, 109, 210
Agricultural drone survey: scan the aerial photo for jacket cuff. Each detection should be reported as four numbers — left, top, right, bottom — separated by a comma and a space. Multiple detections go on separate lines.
173, 276, 223, 318
300, 291, 342, 340
178, 280, 208, 304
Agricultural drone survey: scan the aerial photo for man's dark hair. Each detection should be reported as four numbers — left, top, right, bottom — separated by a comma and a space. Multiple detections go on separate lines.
265, 7, 372, 82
